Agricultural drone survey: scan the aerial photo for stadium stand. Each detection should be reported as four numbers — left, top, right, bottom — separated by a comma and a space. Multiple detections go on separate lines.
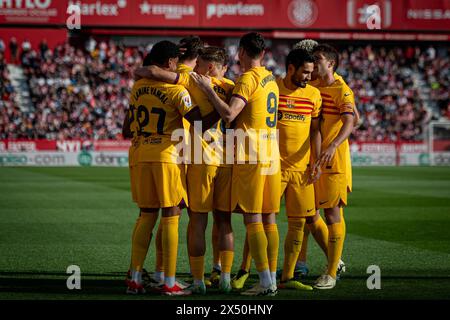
0, 38, 448, 142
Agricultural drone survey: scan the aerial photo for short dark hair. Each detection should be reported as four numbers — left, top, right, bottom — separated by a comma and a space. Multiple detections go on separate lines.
313, 44, 340, 71
199, 46, 227, 66
178, 35, 203, 61
285, 48, 315, 72
239, 32, 265, 59
144, 41, 179, 67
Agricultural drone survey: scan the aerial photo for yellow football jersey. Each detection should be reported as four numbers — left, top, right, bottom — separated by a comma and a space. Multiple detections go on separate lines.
177, 63, 193, 73
314, 75, 355, 173
277, 78, 322, 171
232, 66, 280, 164
177, 73, 234, 165
130, 78, 194, 164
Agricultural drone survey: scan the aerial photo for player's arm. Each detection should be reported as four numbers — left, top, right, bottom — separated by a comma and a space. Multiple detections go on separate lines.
184, 107, 222, 133
190, 73, 245, 124
134, 65, 179, 84
122, 108, 133, 139
318, 109, 354, 166
353, 106, 361, 128
176, 88, 221, 133
309, 117, 322, 183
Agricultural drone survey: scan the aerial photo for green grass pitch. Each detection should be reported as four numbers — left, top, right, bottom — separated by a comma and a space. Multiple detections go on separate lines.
0, 166, 449, 300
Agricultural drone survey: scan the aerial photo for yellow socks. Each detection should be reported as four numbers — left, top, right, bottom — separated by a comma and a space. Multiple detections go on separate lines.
161, 215, 179, 284
297, 226, 309, 263
131, 213, 158, 273
246, 223, 269, 272
308, 215, 329, 256
264, 223, 279, 280
189, 255, 205, 281
283, 217, 305, 281
242, 232, 252, 272
327, 215, 346, 278
155, 223, 164, 273
220, 250, 234, 274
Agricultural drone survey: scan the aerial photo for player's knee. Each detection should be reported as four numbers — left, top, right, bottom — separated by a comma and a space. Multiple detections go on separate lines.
262, 213, 276, 225
140, 208, 159, 214
161, 206, 181, 217
324, 207, 341, 224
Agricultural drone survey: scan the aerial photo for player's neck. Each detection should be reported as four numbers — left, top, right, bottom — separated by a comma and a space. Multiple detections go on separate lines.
318, 71, 335, 86
208, 71, 221, 80
242, 59, 261, 72
179, 59, 196, 69
282, 76, 297, 91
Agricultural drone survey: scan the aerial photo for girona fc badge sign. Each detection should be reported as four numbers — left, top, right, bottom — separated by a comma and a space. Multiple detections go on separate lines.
288, 0, 318, 28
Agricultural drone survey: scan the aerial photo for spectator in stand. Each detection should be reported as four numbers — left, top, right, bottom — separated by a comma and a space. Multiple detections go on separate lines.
9, 37, 18, 64
0, 40, 448, 142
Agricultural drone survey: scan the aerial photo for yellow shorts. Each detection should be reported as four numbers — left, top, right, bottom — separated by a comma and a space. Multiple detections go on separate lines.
314, 173, 347, 209
135, 162, 188, 209
281, 170, 315, 217
231, 163, 281, 214
186, 164, 232, 213
129, 138, 140, 203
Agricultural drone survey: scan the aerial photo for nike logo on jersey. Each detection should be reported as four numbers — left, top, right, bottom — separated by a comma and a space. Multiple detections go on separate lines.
344, 92, 351, 96
319, 200, 328, 205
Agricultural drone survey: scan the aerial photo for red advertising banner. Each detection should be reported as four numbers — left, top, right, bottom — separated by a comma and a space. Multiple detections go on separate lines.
200, 0, 273, 28
0, 140, 131, 152
131, 0, 200, 27
0, 0, 67, 25
68, 0, 132, 26
274, 0, 450, 31
0, 0, 448, 32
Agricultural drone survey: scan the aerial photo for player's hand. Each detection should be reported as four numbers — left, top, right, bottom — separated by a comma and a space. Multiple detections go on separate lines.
308, 162, 322, 184
134, 67, 147, 81
190, 73, 211, 92
318, 143, 337, 167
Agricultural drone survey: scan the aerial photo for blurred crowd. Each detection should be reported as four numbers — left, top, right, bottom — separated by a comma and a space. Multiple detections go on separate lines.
0, 37, 449, 142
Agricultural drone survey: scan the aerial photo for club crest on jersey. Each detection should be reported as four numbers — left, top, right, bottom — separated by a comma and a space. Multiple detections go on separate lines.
286, 99, 296, 108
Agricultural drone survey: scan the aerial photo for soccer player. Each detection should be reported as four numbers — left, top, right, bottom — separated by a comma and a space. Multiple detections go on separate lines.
310, 44, 355, 289
134, 46, 235, 294
192, 32, 280, 296
276, 48, 322, 291
292, 40, 359, 280
151, 35, 204, 287
125, 40, 216, 296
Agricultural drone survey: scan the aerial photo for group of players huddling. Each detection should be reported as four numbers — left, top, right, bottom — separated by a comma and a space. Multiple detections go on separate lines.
122, 32, 359, 296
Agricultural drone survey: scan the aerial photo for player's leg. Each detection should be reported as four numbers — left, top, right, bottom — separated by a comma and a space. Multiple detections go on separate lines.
209, 220, 221, 286
306, 210, 329, 258
324, 206, 345, 278
314, 173, 347, 289
154, 223, 164, 283
241, 213, 275, 296
279, 171, 313, 290
187, 210, 208, 294
127, 161, 160, 294
128, 208, 159, 294
186, 164, 216, 293
295, 227, 310, 277
154, 162, 191, 296
160, 206, 189, 295
213, 210, 234, 293
262, 213, 279, 285
231, 232, 251, 289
